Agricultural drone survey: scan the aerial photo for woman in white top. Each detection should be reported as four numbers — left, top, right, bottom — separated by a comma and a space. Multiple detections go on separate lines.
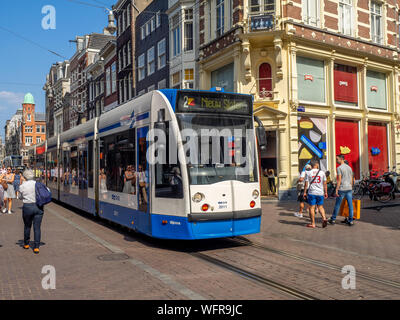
3, 167, 16, 214
18, 169, 44, 254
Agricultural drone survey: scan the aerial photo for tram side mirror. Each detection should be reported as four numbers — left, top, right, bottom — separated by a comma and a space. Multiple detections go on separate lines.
256, 126, 267, 152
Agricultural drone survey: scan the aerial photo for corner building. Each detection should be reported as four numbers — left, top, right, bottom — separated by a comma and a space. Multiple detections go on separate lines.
198, 0, 400, 200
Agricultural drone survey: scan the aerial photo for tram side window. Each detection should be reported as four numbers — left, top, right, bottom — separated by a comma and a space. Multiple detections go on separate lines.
100, 129, 136, 193
63, 149, 71, 186
88, 140, 94, 188
70, 147, 79, 186
155, 122, 183, 198
48, 150, 58, 183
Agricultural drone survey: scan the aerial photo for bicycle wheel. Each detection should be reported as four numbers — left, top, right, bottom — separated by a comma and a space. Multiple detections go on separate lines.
352, 184, 363, 200
376, 192, 392, 203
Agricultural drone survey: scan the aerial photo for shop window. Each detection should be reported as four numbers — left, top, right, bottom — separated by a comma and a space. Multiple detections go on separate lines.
334, 64, 358, 106
211, 63, 234, 92
366, 70, 387, 110
368, 123, 388, 175
259, 63, 272, 98
297, 56, 325, 103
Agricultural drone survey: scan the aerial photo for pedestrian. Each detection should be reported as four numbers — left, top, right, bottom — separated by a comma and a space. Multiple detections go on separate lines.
13, 169, 21, 198
267, 169, 276, 194
18, 169, 45, 254
328, 155, 355, 226
303, 160, 328, 228
295, 164, 312, 218
3, 167, 16, 214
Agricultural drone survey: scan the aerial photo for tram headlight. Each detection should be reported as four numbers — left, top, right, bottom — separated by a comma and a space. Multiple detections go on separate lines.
192, 192, 205, 203
252, 190, 260, 199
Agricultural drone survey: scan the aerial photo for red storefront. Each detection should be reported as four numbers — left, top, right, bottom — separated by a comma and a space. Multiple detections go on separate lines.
368, 123, 388, 175
335, 120, 360, 179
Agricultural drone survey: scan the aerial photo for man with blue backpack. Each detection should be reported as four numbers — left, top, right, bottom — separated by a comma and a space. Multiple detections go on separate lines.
18, 169, 52, 254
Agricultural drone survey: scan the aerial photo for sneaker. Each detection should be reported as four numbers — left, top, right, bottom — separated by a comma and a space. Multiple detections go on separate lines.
23, 245, 29, 250
328, 218, 336, 225
346, 221, 354, 227
33, 248, 39, 254
294, 212, 303, 218
2, 208, 6, 213
8, 210, 12, 215
341, 218, 349, 224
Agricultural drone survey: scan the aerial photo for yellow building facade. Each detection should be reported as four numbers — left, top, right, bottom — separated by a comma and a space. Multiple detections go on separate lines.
198, 1, 400, 200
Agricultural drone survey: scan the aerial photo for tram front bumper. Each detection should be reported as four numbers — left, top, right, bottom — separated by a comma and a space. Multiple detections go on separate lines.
187, 208, 262, 222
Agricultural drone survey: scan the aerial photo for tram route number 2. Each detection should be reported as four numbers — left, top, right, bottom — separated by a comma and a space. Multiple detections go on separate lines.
156, 304, 243, 318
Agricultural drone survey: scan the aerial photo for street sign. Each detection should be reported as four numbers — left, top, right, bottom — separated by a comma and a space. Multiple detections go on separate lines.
250, 15, 274, 31
297, 106, 305, 112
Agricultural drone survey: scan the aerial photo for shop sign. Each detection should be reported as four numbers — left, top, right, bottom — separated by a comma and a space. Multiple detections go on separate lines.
304, 75, 314, 81
339, 81, 348, 87
250, 15, 274, 31
370, 86, 378, 92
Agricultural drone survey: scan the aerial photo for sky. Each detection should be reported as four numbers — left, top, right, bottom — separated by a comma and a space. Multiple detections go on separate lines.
0, 0, 116, 140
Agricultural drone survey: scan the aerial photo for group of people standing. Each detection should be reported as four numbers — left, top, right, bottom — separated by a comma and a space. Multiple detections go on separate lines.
0, 166, 24, 214
296, 155, 355, 228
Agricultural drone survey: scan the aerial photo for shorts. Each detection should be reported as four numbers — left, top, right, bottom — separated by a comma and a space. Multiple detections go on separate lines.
307, 194, 324, 206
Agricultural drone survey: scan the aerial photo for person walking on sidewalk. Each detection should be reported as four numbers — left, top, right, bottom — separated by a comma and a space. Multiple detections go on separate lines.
18, 169, 44, 254
3, 167, 16, 214
328, 155, 354, 226
303, 160, 328, 228
295, 164, 312, 218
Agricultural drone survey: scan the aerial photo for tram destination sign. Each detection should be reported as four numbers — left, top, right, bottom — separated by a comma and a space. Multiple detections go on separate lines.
176, 91, 252, 115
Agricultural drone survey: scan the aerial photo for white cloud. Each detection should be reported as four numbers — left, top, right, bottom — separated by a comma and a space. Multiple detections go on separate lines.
0, 91, 25, 105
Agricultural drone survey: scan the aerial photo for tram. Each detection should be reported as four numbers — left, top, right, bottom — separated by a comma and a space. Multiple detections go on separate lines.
3, 155, 23, 169
28, 89, 267, 239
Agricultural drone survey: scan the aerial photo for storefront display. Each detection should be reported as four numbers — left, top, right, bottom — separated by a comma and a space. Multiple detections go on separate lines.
335, 120, 360, 179
366, 70, 387, 110
368, 123, 388, 174
297, 56, 325, 103
334, 64, 358, 106
298, 116, 327, 173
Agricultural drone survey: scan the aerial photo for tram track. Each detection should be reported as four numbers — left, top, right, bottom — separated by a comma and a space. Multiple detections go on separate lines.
191, 252, 319, 300
230, 236, 400, 291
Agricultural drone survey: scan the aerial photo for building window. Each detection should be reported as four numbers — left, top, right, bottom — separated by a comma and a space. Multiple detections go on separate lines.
106, 66, 111, 96
184, 17, 194, 51
366, 70, 387, 110
259, 63, 272, 98
127, 41, 131, 66
216, 0, 225, 37
111, 62, 117, 93
138, 54, 145, 81
172, 71, 181, 89
36, 137, 41, 144
127, 4, 131, 27
184, 69, 194, 81
302, 0, 320, 27
211, 63, 234, 92
151, 16, 156, 32
146, 21, 151, 36
249, 0, 274, 14
25, 136, 33, 145
171, 14, 181, 57
339, 0, 352, 35
334, 64, 358, 106
158, 39, 166, 69
147, 46, 155, 75
156, 11, 161, 27
296, 56, 325, 103
27, 114, 31, 122
36, 125, 40, 132
25, 126, 33, 133
128, 73, 132, 100
141, 25, 145, 40
371, 1, 383, 44
158, 79, 167, 89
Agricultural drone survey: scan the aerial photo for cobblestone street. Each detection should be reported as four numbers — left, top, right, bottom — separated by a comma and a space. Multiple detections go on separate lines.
0, 198, 399, 300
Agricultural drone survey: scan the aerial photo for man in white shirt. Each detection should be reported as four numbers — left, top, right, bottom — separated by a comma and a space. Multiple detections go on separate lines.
303, 160, 328, 228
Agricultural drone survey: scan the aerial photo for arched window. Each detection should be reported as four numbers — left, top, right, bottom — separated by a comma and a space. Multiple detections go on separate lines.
259, 63, 272, 98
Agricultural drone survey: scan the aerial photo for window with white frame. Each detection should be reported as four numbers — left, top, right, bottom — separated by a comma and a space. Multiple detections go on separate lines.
111, 62, 117, 93
216, 0, 225, 37
302, 0, 320, 27
128, 73, 132, 100
123, 45, 127, 68
36, 137, 41, 144
141, 25, 145, 40
184, 9, 194, 51
151, 16, 156, 32
138, 53, 145, 81
171, 14, 181, 57
106, 66, 111, 96
371, 1, 383, 44
158, 39, 166, 69
146, 21, 151, 36
339, 0, 352, 35
249, 0, 275, 14
122, 9, 126, 31
156, 11, 161, 27
36, 125, 40, 132
147, 46, 155, 75
127, 5, 131, 27
25, 136, 33, 145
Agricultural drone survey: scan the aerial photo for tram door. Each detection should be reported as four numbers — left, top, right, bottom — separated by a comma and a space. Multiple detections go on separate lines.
137, 126, 150, 233
78, 143, 89, 212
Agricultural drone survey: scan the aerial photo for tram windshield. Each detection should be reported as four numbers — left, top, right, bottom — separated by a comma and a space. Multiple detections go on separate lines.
176, 113, 258, 185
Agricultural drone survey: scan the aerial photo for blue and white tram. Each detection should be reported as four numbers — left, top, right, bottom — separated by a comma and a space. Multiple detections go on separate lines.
39, 89, 266, 240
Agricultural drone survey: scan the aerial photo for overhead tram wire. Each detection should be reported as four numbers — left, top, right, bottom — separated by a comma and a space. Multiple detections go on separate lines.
0, 26, 67, 59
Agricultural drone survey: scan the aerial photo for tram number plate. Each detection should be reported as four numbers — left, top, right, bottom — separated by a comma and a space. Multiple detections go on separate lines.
218, 201, 228, 209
